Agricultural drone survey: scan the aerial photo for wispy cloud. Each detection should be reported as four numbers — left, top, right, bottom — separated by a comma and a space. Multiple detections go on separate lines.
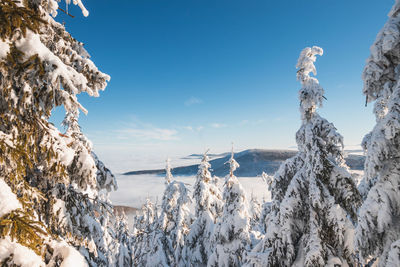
210, 123, 227, 129
182, 125, 204, 132
239, 119, 265, 126
184, 97, 203, 106
183, 126, 193, 131
117, 128, 179, 141
115, 118, 179, 141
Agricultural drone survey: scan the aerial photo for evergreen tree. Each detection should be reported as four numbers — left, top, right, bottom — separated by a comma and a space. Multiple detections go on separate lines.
165, 158, 173, 185
133, 199, 157, 266
248, 193, 262, 232
208, 148, 250, 267
258, 172, 273, 234
259, 199, 272, 235
146, 228, 171, 267
0, 0, 123, 265
355, 1, 400, 266
247, 46, 361, 267
147, 161, 192, 267
248, 193, 265, 251
115, 212, 134, 267
134, 198, 156, 234
184, 151, 223, 266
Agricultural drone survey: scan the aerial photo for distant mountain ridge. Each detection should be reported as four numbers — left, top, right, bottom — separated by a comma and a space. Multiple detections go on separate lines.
123, 149, 365, 177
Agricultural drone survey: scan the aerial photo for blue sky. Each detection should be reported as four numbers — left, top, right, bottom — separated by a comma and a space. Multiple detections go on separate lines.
51, 0, 393, 172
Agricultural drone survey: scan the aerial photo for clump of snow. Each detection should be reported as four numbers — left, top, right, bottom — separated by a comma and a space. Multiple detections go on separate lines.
0, 238, 45, 267
47, 0, 89, 17
387, 239, 400, 266
65, 0, 89, 17
296, 46, 325, 120
0, 179, 22, 217
296, 46, 323, 81
15, 31, 90, 114
48, 240, 88, 267
0, 132, 14, 148
226, 146, 240, 174
0, 40, 9, 60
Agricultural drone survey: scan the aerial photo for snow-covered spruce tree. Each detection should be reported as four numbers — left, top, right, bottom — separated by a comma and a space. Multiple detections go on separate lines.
355, 1, 400, 266
114, 212, 134, 266
133, 198, 157, 266
259, 199, 272, 235
208, 148, 250, 267
184, 151, 223, 266
147, 162, 192, 267
248, 193, 262, 231
246, 47, 361, 267
165, 158, 173, 185
248, 193, 265, 250
0, 0, 124, 265
257, 172, 273, 234
134, 198, 156, 235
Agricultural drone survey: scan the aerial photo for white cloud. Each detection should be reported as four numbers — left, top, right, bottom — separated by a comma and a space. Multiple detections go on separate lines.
117, 126, 179, 141
106, 116, 180, 141
239, 119, 265, 126
184, 97, 203, 106
182, 125, 204, 132
211, 123, 227, 129
183, 126, 193, 131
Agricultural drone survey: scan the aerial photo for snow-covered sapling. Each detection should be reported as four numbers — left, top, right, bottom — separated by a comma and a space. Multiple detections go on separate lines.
185, 151, 223, 266
208, 147, 251, 267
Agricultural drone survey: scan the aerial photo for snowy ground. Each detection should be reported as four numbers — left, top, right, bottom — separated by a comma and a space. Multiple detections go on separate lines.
110, 174, 271, 209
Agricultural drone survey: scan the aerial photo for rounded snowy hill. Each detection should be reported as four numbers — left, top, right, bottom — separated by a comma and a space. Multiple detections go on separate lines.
123, 149, 364, 177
